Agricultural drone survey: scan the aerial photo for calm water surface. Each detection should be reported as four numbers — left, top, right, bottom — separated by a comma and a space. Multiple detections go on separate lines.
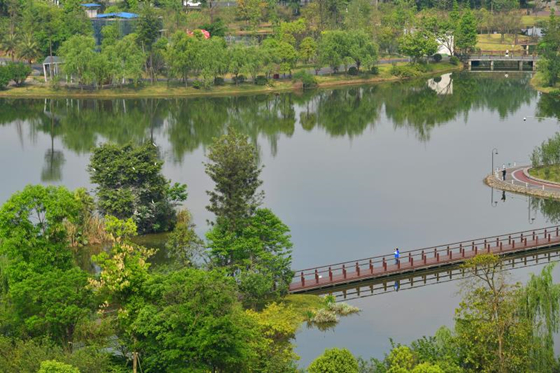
2, 72, 560, 366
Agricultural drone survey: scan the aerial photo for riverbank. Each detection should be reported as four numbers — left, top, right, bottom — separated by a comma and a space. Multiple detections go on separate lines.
530, 72, 560, 94
0, 63, 462, 99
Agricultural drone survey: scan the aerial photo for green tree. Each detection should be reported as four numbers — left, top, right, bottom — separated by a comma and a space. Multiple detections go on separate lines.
229, 43, 248, 84
299, 36, 317, 64
204, 128, 264, 232
131, 268, 259, 372
166, 31, 198, 86
539, 13, 560, 87
105, 33, 145, 87
399, 31, 438, 62
318, 30, 350, 73
348, 31, 378, 72
0, 30, 18, 61
137, 7, 161, 83
165, 209, 204, 267
0, 185, 94, 346
16, 32, 40, 64
5, 62, 31, 86
206, 208, 293, 308
308, 348, 359, 373
59, 35, 96, 87
455, 9, 478, 56
198, 36, 228, 87
88, 142, 187, 234
455, 255, 532, 372
519, 264, 560, 372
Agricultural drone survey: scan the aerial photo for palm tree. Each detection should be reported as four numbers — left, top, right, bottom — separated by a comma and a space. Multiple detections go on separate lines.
1, 31, 18, 61
17, 33, 40, 64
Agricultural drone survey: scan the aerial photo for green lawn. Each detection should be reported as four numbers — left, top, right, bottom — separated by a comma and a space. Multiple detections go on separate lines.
522, 14, 549, 27
529, 166, 560, 183
477, 34, 531, 53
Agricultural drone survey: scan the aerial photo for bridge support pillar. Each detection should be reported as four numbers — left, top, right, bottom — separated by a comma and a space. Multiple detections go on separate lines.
519, 61, 523, 71
468, 60, 472, 71
491, 61, 494, 71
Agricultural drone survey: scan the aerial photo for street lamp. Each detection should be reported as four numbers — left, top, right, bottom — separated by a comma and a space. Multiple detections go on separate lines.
491, 148, 498, 175
490, 187, 498, 207
528, 196, 536, 224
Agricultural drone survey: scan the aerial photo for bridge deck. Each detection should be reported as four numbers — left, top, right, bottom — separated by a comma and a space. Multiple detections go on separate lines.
289, 226, 560, 293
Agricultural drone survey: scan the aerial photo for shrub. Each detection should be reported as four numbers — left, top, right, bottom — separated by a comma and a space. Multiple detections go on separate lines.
0, 66, 10, 89
450, 56, 460, 65
328, 302, 360, 316
308, 348, 359, 373
311, 308, 338, 323
292, 71, 317, 89
370, 66, 379, 75
192, 80, 202, 89
390, 65, 421, 78
255, 75, 268, 86
348, 66, 359, 75
38, 360, 80, 373
433, 53, 442, 63
233, 74, 246, 84
7, 62, 32, 86
213, 77, 225, 86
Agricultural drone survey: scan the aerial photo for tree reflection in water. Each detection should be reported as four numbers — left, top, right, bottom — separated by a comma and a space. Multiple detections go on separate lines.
0, 72, 538, 169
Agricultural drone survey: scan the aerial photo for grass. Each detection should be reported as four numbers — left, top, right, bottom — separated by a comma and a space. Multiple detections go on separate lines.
530, 72, 560, 93
0, 62, 462, 99
282, 294, 325, 320
477, 34, 532, 53
529, 166, 560, 183
522, 14, 549, 27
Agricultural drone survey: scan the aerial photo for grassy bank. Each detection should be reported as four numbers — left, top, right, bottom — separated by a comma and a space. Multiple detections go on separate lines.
0, 62, 462, 99
528, 166, 560, 183
530, 72, 559, 94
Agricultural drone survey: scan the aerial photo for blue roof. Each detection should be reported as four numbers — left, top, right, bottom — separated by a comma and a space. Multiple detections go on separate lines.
96, 12, 138, 19
81, 3, 101, 7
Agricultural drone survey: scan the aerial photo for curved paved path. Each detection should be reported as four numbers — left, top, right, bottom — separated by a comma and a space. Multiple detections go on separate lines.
487, 165, 560, 199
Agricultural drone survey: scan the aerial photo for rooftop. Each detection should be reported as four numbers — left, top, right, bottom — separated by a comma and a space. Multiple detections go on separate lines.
96, 12, 138, 19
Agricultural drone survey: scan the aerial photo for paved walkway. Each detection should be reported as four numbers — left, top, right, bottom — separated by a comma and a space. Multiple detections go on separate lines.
487, 165, 560, 199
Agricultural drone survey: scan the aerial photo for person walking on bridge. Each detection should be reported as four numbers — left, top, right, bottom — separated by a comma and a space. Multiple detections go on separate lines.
502, 165, 507, 181
394, 248, 400, 265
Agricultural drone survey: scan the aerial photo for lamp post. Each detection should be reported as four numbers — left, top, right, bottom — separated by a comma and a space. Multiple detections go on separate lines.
491, 187, 498, 207
528, 196, 536, 224
491, 148, 498, 175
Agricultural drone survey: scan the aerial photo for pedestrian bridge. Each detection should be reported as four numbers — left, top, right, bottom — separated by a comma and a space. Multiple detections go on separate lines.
467, 55, 539, 71
289, 225, 560, 294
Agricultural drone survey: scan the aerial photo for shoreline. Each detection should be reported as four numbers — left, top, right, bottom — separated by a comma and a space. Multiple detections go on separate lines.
530, 72, 559, 94
0, 65, 463, 100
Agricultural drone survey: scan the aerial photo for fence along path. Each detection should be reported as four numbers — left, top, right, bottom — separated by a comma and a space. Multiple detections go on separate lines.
289, 226, 560, 293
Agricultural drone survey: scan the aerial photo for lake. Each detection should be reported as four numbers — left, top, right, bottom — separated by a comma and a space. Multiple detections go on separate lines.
1, 71, 560, 366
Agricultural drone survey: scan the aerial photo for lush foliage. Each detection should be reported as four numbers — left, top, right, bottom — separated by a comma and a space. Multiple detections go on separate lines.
88, 142, 187, 234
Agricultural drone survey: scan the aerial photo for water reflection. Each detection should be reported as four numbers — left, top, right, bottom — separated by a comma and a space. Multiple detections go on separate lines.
0, 72, 537, 170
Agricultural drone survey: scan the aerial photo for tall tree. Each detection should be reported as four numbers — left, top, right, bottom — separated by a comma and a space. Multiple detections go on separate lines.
455, 9, 478, 57
539, 13, 560, 87
204, 128, 264, 231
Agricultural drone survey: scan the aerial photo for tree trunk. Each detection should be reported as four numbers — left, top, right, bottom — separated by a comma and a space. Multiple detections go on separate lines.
133, 352, 138, 373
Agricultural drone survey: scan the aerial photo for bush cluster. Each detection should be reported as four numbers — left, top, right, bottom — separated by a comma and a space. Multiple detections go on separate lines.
293, 71, 318, 89
0, 62, 32, 89
450, 56, 460, 65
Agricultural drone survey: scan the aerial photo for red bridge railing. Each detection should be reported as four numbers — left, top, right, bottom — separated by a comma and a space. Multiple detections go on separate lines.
290, 225, 560, 292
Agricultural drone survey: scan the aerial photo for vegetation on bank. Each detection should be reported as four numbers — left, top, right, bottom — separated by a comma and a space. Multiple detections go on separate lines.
0, 62, 461, 98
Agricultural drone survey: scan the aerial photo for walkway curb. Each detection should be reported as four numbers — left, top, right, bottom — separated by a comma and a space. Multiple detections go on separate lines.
484, 174, 560, 200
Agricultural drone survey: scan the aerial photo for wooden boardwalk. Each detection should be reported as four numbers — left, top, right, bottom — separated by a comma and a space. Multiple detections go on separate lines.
289, 226, 560, 294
